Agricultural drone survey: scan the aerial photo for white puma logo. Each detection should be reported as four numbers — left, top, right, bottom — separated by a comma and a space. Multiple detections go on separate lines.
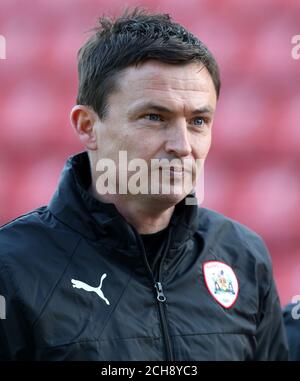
71, 273, 110, 305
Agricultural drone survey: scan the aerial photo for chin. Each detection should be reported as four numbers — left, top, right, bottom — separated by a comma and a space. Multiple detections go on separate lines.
146, 192, 187, 207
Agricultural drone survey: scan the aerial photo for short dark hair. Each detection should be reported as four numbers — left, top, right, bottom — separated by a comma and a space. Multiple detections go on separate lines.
76, 8, 221, 119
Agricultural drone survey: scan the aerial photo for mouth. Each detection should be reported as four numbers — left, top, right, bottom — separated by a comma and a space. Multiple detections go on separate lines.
159, 167, 183, 175
159, 167, 190, 174
169, 167, 183, 173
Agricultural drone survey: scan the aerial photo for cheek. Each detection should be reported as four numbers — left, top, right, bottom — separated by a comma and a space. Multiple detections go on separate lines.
192, 135, 212, 159
126, 129, 164, 157
98, 123, 128, 153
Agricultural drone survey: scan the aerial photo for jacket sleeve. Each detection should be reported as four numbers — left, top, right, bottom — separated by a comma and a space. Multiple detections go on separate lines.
253, 241, 289, 360
0, 260, 33, 360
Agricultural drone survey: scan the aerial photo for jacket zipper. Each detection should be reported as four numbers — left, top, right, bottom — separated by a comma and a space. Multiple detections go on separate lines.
154, 280, 174, 361
134, 229, 174, 361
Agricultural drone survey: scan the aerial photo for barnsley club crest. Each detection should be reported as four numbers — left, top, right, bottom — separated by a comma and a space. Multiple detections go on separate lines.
203, 261, 239, 308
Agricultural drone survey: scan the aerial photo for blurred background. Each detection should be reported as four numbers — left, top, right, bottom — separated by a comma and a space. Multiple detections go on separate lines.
0, 0, 299, 306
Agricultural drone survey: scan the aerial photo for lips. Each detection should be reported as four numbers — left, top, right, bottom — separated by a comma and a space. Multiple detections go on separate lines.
162, 166, 193, 173
161, 167, 183, 172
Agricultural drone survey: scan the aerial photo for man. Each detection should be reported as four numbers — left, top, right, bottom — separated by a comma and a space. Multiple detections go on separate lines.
0, 8, 288, 360
283, 302, 300, 360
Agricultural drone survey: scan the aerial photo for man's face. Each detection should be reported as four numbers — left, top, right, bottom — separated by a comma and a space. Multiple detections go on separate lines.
92, 60, 217, 205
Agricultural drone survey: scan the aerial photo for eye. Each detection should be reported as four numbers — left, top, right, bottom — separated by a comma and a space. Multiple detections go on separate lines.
192, 117, 205, 126
144, 113, 163, 122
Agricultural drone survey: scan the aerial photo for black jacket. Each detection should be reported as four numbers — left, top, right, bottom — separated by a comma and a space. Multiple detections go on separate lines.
0, 152, 288, 360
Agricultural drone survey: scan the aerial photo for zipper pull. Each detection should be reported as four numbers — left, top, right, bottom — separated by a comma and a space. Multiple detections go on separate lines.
155, 282, 166, 302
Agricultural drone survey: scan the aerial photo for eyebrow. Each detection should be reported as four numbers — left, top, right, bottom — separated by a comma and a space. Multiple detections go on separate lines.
128, 102, 214, 116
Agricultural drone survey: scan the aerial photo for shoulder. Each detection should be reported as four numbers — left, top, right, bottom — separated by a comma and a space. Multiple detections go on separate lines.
0, 207, 47, 263
0, 206, 81, 286
197, 207, 272, 271
0, 206, 80, 257
198, 207, 265, 242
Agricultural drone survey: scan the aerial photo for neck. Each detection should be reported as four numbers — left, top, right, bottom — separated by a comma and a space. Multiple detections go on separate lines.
90, 184, 174, 234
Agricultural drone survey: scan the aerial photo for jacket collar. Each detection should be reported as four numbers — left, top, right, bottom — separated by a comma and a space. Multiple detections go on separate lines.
48, 152, 201, 250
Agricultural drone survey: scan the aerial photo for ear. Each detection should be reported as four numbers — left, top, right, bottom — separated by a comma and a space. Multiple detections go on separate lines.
70, 105, 98, 150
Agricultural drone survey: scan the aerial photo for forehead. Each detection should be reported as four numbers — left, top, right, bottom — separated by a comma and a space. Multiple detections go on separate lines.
112, 60, 217, 109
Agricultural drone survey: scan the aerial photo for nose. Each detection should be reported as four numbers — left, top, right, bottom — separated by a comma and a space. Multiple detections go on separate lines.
165, 120, 192, 157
